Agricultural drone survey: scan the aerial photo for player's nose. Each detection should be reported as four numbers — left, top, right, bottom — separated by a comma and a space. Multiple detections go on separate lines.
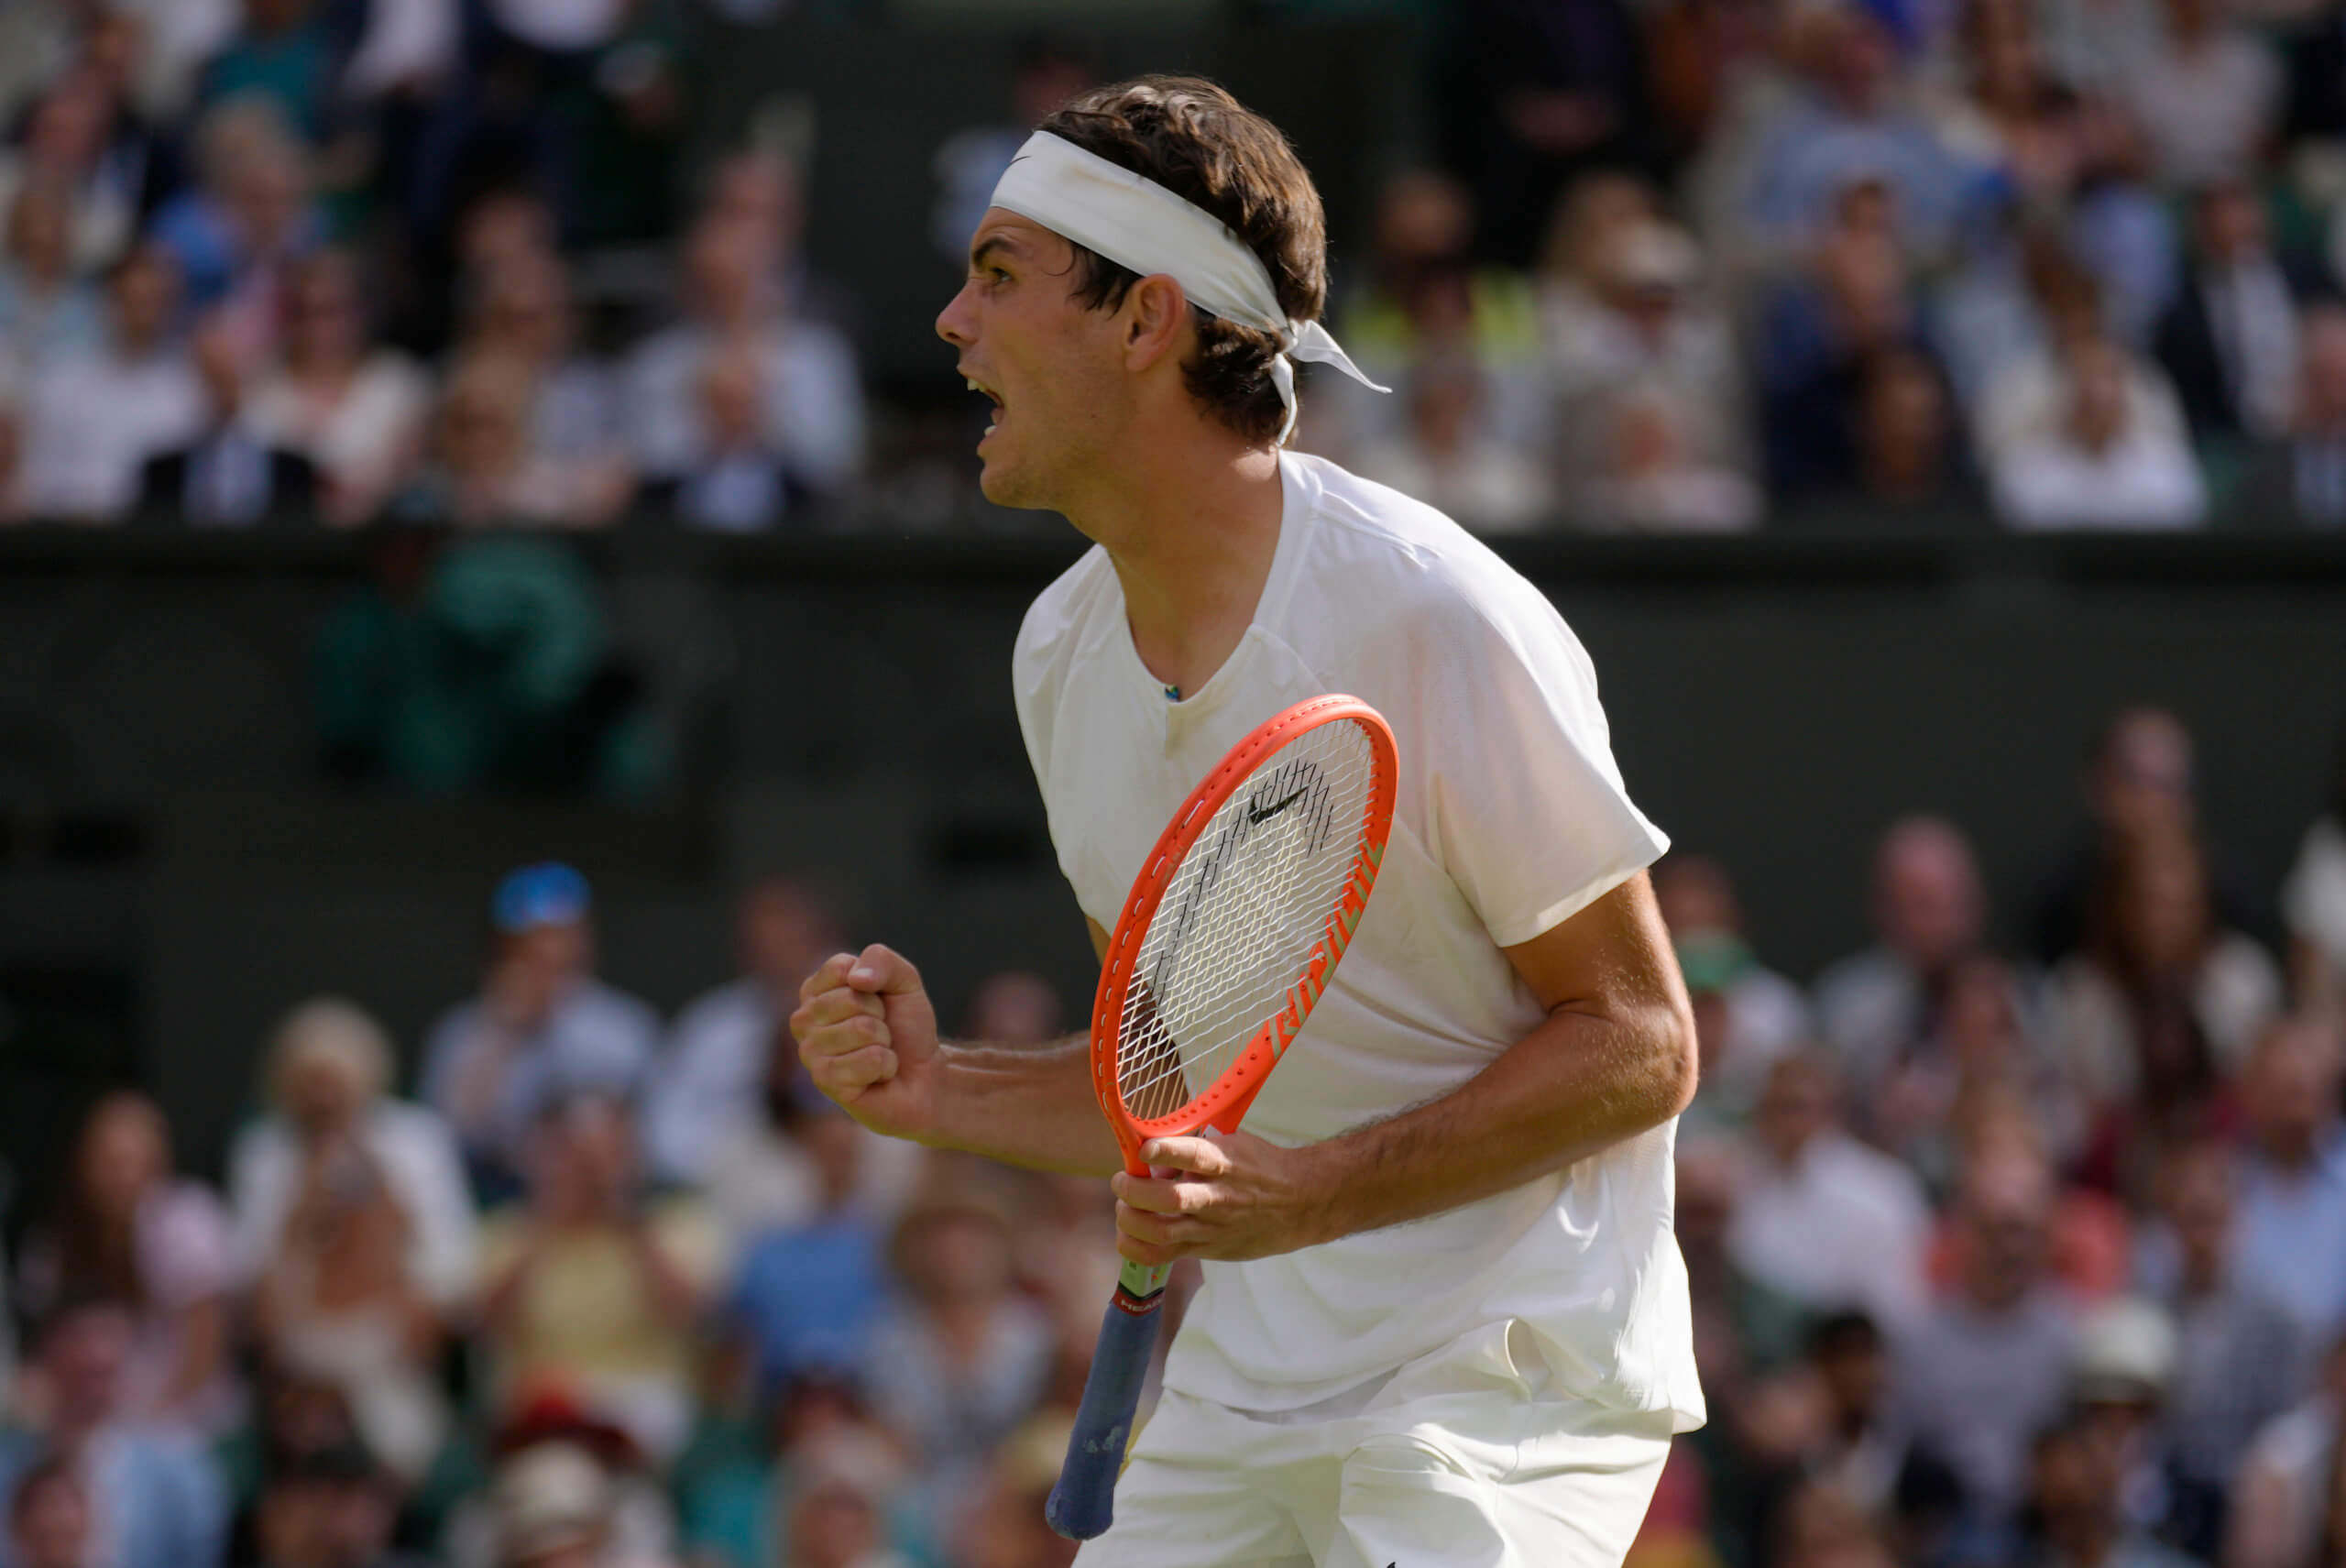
937, 282, 977, 348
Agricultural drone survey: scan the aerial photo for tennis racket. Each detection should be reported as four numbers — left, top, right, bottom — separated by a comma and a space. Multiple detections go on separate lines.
1045, 694, 1398, 1541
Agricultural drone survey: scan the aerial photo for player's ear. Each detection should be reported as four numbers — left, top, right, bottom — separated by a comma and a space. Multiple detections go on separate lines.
1121, 273, 1189, 373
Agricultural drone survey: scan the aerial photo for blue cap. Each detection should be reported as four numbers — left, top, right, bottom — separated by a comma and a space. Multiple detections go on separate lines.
493, 862, 590, 934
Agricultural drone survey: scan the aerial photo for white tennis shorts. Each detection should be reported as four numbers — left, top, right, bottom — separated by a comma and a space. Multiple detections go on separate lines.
1071, 1321, 1674, 1568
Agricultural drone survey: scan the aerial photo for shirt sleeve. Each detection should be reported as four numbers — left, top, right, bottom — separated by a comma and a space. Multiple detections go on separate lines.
1412, 589, 1668, 949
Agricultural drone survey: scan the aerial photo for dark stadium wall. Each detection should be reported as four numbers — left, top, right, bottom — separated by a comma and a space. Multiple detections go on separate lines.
0, 534, 2341, 1189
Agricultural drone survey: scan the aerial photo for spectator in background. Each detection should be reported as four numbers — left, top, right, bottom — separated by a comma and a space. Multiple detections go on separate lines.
1990, 335, 2207, 528
391, 352, 630, 529
1970, 254, 2189, 474
0, 71, 140, 275
1935, 1088, 2135, 1301
929, 38, 1094, 266
1760, 177, 1935, 498
456, 246, 617, 473
725, 1094, 892, 1400
2121, 0, 2278, 189
639, 344, 818, 532
1674, 1137, 1812, 1385
2229, 1017, 2346, 1345
696, 1028, 922, 1248
2229, 1336, 2346, 1568
2131, 1139, 2310, 1560
625, 217, 864, 501
1349, 348, 1556, 533
442, 1394, 685, 1568
477, 1092, 727, 1467
463, 0, 691, 250
1321, 172, 1545, 461
1727, 1052, 1933, 1330
959, 1417, 1076, 1568
146, 98, 321, 342
1815, 815, 1990, 1098
1889, 1143, 2077, 1533
1653, 852, 1812, 1128
2066, 1297, 2185, 1540
249, 1438, 424, 1568
194, 0, 342, 146
0, 177, 103, 367
2042, 826, 2282, 1160
480, 1438, 678, 1568
4, 1458, 91, 1568
1542, 214, 1749, 492
1740, 7, 1976, 267
16, 244, 201, 520
2016, 1408, 2199, 1568
2281, 725, 2346, 1005
1533, 170, 1656, 323
863, 1179, 1052, 1541
1569, 389, 1763, 531
313, 531, 663, 799
135, 314, 318, 525
1801, 1310, 1912, 1519
2238, 307, 2346, 532
1932, 96, 2178, 389
230, 998, 475, 1484
1810, 346, 1979, 525
0, 1299, 229, 1568
778, 1446, 913, 1568
16, 1091, 238, 1435
2154, 182, 2313, 449
245, 249, 431, 525
646, 875, 845, 1190
2034, 708, 2271, 971
1453, 0, 1657, 267
1869, 954, 2082, 1191
699, 148, 857, 342
1926, 0, 2057, 187
421, 862, 661, 1198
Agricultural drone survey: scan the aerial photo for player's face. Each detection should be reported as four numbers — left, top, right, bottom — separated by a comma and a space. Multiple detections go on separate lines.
937, 211, 1130, 510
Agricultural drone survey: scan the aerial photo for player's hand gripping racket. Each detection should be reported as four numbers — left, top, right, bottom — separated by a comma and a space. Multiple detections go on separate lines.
1045, 694, 1398, 1541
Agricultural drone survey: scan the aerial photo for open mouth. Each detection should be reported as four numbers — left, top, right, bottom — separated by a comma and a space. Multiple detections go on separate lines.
966, 375, 1004, 428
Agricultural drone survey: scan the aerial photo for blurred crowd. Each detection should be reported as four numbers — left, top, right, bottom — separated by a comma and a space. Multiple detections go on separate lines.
1310, 0, 2346, 531
8, 0, 2346, 532
0, 0, 864, 533
3, 702, 2345, 1568
0, 862, 1102, 1568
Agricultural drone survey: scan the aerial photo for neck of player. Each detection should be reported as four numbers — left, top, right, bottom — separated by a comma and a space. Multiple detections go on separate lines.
1081, 438, 1283, 702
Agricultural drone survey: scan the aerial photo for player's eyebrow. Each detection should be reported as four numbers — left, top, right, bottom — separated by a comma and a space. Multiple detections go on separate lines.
969, 235, 1021, 270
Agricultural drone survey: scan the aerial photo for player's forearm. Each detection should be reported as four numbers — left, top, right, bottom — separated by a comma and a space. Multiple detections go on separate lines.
1307, 994, 1696, 1243
927, 1034, 1126, 1176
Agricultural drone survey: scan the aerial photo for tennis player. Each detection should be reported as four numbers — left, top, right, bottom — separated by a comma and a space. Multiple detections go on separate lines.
793, 76, 1705, 1568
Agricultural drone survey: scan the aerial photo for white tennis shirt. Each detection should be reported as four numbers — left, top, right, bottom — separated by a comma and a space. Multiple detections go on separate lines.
1013, 450, 1705, 1427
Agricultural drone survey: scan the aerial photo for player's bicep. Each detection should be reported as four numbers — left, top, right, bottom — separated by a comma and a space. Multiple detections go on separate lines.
1088, 916, 1110, 964
1499, 872, 1689, 1021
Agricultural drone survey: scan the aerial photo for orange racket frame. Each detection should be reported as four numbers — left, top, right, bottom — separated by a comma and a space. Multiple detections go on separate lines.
1088, 693, 1399, 1177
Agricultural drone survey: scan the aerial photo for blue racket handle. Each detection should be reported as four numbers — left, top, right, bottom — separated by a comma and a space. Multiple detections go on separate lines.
1047, 1261, 1170, 1541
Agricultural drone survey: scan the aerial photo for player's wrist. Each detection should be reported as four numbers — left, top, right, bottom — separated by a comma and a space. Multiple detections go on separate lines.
1293, 1139, 1358, 1249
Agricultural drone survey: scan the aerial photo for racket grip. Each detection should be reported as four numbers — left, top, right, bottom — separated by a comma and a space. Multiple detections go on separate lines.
1046, 1279, 1166, 1541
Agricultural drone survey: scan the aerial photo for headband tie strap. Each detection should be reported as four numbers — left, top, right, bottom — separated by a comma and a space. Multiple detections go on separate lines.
987, 130, 1388, 445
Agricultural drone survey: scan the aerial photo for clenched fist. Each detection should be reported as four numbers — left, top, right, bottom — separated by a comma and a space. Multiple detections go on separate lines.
790, 944, 940, 1143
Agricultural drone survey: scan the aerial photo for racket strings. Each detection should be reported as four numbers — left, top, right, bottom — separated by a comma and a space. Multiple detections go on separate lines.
1116, 719, 1377, 1122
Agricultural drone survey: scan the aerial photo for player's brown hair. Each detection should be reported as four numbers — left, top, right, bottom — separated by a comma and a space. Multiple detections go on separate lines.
1038, 76, 1329, 446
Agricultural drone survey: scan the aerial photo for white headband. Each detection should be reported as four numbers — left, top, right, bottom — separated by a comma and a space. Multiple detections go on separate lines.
987, 130, 1388, 445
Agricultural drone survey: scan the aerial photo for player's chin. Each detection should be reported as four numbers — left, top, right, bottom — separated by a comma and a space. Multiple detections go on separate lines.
975, 436, 1046, 509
